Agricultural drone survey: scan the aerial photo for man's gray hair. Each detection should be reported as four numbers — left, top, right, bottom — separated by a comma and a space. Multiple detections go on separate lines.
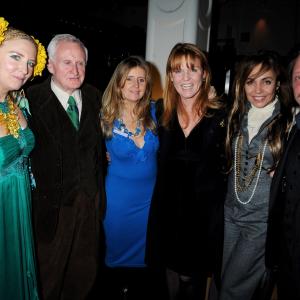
47, 33, 88, 63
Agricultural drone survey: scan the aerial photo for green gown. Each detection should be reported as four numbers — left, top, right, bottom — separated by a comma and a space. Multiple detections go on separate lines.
0, 127, 39, 299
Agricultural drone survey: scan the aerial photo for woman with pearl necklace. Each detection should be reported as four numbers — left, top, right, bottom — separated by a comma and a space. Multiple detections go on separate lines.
217, 51, 293, 300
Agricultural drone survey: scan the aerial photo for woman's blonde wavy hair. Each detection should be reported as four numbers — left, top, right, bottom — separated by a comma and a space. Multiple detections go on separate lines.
101, 56, 155, 138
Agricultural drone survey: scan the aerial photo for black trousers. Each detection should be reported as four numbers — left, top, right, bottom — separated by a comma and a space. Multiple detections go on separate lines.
166, 268, 208, 300
36, 193, 99, 300
95, 266, 168, 300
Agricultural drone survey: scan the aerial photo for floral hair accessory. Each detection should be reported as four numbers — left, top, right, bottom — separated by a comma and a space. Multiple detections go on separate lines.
0, 17, 46, 77
0, 17, 9, 44
32, 37, 47, 77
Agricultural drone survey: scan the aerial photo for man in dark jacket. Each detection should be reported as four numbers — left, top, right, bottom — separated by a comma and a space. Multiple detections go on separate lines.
266, 51, 300, 300
27, 33, 105, 300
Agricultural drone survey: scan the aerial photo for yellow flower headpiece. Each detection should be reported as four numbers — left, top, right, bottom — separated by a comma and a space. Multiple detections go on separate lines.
0, 17, 9, 44
0, 17, 47, 77
31, 37, 47, 77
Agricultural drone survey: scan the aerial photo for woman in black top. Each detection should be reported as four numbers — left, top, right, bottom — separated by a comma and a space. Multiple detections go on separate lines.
146, 43, 228, 300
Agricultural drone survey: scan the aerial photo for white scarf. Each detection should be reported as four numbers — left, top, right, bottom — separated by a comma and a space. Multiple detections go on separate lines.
247, 97, 278, 142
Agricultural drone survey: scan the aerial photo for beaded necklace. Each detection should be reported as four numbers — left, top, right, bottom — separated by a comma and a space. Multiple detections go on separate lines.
0, 96, 20, 138
116, 118, 142, 137
234, 134, 268, 205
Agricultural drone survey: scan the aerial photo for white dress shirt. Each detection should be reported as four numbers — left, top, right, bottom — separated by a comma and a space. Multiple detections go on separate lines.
50, 79, 82, 120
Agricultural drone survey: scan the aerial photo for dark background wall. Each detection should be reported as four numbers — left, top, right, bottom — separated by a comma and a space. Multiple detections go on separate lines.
3, 0, 300, 95
3, 1, 148, 92
209, 0, 300, 94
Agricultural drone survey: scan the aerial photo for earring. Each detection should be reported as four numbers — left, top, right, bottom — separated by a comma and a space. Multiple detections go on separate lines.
276, 86, 280, 96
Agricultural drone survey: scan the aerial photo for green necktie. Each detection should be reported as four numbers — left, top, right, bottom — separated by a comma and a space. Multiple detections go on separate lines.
67, 96, 79, 130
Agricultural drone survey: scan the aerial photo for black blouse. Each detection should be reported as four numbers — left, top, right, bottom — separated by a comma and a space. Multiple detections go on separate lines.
146, 106, 228, 275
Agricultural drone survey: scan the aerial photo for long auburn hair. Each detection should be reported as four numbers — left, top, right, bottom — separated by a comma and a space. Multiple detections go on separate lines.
101, 56, 155, 138
226, 51, 293, 171
162, 43, 223, 128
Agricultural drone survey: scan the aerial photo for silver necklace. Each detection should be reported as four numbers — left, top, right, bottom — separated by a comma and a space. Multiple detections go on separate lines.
117, 118, 142, 137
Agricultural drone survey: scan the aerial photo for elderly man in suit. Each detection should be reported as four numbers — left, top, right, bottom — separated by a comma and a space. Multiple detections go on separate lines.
27, 34, 105, 300
266, 52, 300, 300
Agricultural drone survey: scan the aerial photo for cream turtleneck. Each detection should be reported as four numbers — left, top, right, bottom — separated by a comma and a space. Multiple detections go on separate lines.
247, 97, 278, 142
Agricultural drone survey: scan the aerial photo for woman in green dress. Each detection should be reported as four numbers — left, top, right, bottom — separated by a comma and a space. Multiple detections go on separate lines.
0, 17, 46, 299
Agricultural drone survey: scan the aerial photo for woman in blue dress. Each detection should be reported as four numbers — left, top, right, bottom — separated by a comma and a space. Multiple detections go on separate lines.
100, 56, 162, 299
0, 17, 46, 299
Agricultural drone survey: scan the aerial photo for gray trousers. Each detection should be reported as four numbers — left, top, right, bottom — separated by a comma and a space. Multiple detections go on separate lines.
218, 215, 267, 300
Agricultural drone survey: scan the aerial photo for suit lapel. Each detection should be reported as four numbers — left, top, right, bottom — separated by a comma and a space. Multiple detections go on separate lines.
37, 91, 65, 153
79, 87, 98, 134
79, 89, 87, 131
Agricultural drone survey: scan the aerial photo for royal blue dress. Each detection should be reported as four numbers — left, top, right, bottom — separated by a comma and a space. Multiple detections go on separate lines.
104, 102, 158, 268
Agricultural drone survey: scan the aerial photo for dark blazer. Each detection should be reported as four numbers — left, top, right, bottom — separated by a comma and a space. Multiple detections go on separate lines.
27, 77, 106, 299
28, 78, 105, 240
266, 124, 300, 298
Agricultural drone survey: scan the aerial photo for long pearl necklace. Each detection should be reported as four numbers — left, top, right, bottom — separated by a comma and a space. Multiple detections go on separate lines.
234, 134, 268, 205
